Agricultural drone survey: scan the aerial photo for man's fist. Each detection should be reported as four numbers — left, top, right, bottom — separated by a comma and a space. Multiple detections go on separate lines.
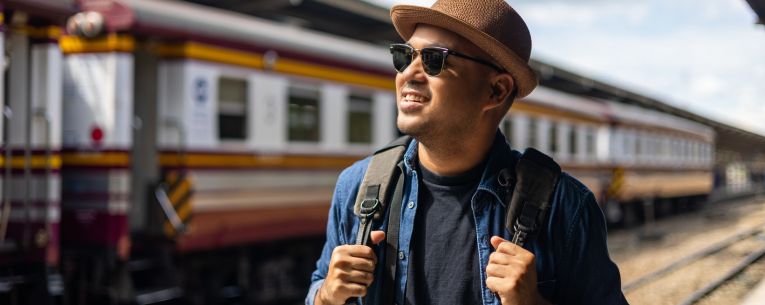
486, 236, 550, 305
316, 231, 386, 305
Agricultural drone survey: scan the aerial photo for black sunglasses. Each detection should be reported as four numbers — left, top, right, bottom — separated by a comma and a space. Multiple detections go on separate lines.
390, 43, 505, 76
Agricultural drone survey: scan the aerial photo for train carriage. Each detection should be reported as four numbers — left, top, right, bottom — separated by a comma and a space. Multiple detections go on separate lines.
0, 1, 75, 303
506, 87, 715, 224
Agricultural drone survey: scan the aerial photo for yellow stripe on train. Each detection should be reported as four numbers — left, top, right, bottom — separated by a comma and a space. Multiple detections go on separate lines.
61, 152, 131, 167
158, 153, 360, 169
16, 25, 63, 40
60, 34, 136, 54
156, 41, 395, 91
0, 155, 62, 170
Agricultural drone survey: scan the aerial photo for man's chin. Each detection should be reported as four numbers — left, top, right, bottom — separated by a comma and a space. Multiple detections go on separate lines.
397, 122, 426, 138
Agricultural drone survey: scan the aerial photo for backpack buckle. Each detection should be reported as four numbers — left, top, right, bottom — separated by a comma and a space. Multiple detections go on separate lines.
359, 198, 381, 218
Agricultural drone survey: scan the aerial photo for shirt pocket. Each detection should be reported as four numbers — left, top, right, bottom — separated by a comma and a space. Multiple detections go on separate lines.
536, 279, 556, 300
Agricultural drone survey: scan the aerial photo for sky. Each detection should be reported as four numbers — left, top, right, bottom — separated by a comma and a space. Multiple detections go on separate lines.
363, 0, 765, 135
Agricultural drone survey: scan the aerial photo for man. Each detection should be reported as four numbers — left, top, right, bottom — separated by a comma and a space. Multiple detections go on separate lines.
307, 0, 628, 304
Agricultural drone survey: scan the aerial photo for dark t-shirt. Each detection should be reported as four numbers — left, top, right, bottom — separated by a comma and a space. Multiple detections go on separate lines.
404, 160, 484, 305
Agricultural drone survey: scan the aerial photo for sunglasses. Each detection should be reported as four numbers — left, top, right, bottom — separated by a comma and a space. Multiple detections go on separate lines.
390, 43, 505, 76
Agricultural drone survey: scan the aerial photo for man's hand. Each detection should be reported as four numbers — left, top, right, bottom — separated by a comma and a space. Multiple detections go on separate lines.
486, 236, 551, 305
316, 231, 386, 305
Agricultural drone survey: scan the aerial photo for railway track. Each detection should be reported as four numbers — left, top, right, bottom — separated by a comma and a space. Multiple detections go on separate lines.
622, 224, 765, 305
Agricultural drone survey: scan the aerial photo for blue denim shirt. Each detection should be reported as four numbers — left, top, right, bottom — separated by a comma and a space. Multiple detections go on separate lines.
307, 132, 628, 305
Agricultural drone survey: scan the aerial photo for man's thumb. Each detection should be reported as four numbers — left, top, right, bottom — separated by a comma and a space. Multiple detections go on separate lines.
490, 236, 508, 250
370, 230, 386, 245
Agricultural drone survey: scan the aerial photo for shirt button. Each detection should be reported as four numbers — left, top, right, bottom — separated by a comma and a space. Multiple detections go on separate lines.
398, 251, 405, 260
407, 201, 415, 209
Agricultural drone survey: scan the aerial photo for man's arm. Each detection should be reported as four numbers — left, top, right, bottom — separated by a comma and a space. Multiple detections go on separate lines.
306, 161, 384, 305
559, 191, 629, 305
314, 232, 385, 305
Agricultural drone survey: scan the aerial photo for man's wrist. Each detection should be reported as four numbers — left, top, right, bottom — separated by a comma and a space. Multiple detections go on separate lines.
314, 282, 336, 305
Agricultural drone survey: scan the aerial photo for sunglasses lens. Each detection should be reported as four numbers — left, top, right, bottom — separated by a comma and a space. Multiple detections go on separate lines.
421, 49, 445, 76
391, 45, 412, 73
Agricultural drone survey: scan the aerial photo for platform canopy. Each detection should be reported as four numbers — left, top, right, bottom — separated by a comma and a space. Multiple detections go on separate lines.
746, 0, 765, 25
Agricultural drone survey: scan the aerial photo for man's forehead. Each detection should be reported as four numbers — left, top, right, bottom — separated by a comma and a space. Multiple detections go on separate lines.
407, 24, 474, 49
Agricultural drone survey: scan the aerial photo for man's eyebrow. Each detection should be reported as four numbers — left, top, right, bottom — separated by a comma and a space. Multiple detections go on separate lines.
405, 41, 451, 49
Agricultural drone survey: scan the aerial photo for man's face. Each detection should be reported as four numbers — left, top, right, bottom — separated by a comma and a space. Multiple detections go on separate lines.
395, 25, 495, 141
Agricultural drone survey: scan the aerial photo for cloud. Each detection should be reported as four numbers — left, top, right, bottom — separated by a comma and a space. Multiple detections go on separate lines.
512, 0, 765, 134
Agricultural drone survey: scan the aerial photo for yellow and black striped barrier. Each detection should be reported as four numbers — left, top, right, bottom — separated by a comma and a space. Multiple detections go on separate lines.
159, 170, 194, 239
607, 167, 625, 200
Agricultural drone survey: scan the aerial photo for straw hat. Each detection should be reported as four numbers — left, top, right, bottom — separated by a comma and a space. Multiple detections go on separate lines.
391, 0, 538, 98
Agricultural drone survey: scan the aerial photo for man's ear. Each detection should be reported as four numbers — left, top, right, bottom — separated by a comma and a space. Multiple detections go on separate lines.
485, 73, 515, 111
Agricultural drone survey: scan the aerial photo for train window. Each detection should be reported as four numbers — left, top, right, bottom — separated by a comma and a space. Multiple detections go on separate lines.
635, 133, 643, 158
528, 118, 537, 148
568, 127, 577, 156
288, 86, 321, 142
348, 94, 372, 144
218, 77, 248, 140
586, 128, 595, 157
549, 122, 558, 154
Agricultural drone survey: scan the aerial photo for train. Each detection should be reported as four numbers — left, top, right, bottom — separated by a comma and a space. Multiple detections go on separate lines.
0, 0, 715, 304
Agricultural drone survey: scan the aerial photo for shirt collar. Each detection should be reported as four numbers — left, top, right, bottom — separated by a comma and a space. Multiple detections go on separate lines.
402, 130, 519, 207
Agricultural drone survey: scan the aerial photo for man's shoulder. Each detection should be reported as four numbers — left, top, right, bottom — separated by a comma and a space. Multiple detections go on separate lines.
557, 171, 595, 199
337, 156, 372, 187
331, 156, 373, 208
549, 171, 604, 234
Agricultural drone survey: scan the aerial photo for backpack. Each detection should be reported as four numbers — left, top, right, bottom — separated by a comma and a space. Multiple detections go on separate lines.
351, 135, 561, 305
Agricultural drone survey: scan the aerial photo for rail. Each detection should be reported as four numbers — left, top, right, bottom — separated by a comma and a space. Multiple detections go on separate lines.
676, 245, 765, 305
621, 224, 765, 293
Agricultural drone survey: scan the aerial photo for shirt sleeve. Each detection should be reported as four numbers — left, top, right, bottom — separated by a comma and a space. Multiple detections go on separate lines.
559, 190, 629, 305
305, 162, 365, 305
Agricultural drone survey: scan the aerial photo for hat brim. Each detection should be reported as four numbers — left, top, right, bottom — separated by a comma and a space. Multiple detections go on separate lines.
391, 5, 538, 98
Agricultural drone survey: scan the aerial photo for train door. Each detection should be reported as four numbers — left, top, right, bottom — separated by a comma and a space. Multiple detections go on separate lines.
0, 14, 64, 304
58, 32, 136, 303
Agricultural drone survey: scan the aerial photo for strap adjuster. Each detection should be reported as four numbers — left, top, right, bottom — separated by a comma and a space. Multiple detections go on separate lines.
359, 199, 381, 218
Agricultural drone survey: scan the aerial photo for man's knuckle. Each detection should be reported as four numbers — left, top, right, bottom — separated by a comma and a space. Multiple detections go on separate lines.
498, 242, 514, 253
489, 252, 499, 262
332, 246, 345, 256
486, 263, 498, 274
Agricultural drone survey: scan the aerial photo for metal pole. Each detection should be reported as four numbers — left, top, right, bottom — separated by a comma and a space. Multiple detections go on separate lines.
22, 54, 32, 250
0, 106, 12, 242
34, 108, 50, 248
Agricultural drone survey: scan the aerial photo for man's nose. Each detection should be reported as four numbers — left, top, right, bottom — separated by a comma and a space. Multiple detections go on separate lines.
400, 53, 427, 81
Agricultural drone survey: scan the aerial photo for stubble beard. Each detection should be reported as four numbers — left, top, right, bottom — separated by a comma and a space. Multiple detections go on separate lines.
397, 113, 474, 157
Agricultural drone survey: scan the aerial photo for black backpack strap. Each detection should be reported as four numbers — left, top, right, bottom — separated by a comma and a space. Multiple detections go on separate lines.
349, 136, 411, 305
353, 136, 412, 218
505, 148, 562, 246
380, 160, 405, 305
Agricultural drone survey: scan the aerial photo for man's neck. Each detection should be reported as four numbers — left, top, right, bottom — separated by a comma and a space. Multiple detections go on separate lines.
417, 129, 495, 177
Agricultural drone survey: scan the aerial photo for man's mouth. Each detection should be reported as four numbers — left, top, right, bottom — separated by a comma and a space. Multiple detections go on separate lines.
402, 92, 429, 103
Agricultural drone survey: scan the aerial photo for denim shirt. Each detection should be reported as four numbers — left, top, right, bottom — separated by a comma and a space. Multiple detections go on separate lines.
307, 131, 629, 305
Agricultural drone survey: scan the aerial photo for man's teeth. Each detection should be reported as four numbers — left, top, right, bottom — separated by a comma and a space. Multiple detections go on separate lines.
404, 94, 427, 102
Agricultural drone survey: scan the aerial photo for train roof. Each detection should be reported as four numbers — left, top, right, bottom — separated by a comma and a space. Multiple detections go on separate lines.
4, 0, 77, 23
183, 0, 401, 45
84, 0, 392, 73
